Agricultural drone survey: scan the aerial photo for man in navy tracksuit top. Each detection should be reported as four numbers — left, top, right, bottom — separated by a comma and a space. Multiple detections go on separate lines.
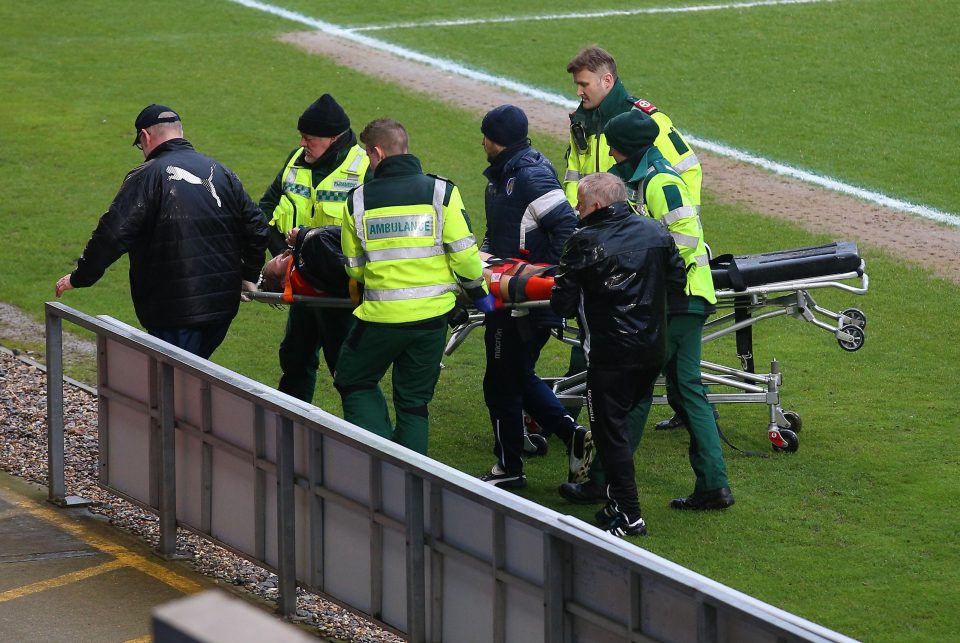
477, 105, 595, 490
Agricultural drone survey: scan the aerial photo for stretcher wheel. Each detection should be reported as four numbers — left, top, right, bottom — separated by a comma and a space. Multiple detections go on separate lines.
782, 410, 802, 432
837, 324, 865, 352
772, 429, 799, 453
523, 433, 549, 457
841, 308, 867, 328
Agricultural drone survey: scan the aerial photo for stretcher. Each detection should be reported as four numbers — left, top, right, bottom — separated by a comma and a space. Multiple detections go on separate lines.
444, 242, 869, 453
246, 242, 868, 453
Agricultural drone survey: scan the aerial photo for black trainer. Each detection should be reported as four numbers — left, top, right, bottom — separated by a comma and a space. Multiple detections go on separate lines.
480, 463, 527, 490
522, 432, 549, 457
670, 486, 735, 510
558, 479, 607, 504
655, 414, 686, 431
594, 501, 618, 524
655, 407, 721, 431
601, 513, 648, 538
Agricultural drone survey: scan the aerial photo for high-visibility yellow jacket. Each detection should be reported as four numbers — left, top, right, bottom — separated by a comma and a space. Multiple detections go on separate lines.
612, 147, 715, 312
342, 154, 487, 324
564, 80, 701, 208
269, 145, 368, 232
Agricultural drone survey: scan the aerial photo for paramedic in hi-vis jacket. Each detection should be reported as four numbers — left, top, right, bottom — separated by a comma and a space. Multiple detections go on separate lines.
335, 118, 491, 455
563, 45, 709, 437
604, 110, 734, 511
258, 94, 369, 403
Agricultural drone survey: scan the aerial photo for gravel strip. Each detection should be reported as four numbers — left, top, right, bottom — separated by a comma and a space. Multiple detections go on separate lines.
0, 349, 404, 643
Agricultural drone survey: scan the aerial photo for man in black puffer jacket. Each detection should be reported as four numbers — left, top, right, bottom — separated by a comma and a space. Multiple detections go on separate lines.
551, 173, 686, 538
55, 104, 269, 358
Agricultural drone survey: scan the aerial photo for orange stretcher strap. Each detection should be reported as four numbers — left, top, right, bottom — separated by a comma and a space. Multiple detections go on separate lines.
488, 260, 555, 305
284, 262, 324, 303
282, 258, 296, 303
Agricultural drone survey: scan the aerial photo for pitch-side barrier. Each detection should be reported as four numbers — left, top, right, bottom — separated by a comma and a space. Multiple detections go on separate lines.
44, 301, 858, 643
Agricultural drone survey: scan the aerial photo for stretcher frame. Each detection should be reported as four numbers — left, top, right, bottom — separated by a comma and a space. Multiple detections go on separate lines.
442, 260, 869, 454
246, 256, 869, 453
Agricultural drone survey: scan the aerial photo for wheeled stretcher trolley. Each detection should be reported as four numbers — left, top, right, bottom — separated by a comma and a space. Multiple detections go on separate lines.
443, 242, 869, 453
248, 241, 868, 453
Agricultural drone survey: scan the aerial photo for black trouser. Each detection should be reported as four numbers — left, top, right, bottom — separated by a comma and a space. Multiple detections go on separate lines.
586, 363, 661, 521
484, 311, 577, 475
278, 303, 354, 403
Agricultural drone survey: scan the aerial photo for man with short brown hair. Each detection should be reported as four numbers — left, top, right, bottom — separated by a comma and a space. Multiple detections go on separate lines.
563, 45, 708, 440
563, 46, 701, 209
335, 118, 490, 455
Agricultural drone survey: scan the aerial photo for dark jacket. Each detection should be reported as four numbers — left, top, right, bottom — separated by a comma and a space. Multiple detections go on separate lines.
71, 138, 269, 330
481, 143, 577, 326
292, 226, 349, 297
551, 202, 686, 368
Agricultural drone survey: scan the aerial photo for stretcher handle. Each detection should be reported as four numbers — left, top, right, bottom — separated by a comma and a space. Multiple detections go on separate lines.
243, 291, 357, 308
714, 269, 869, 299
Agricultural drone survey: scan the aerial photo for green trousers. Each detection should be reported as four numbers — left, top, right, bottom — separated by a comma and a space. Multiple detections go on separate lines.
588, 313, 729, 493
333, 319, 447, 455
278, 303, 354, 403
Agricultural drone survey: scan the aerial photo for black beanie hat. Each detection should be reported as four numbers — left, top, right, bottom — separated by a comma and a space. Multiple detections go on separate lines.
604, 110, 660, 156
481, 105, 529, 147
298, 94, 350, 137
132, 104, 180, 146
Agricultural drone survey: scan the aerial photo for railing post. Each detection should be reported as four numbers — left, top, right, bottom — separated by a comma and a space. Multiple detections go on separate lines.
45, 305, 65, 505
156, 361, 179, 557
307, 430, 324, 590
405, 472, 426, 642
276, 415, 297, 616
44, 304, 89, 508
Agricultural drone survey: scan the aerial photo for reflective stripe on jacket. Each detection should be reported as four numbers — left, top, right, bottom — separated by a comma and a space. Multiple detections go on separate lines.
633, 148, 716, 306
269, 145, 368, 232
342, 155, 486, 323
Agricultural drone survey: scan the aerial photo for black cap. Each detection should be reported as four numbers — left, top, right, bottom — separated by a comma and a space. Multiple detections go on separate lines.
298, 94, 350, 137
603, 110, 660, 156
132, 104, 180, 146
481, 105, 529, 147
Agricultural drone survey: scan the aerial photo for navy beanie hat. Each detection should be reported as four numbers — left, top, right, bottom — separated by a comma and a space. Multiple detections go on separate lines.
481, 105, 529, 147
603, 110, 660, 156
298, 94, 350, 137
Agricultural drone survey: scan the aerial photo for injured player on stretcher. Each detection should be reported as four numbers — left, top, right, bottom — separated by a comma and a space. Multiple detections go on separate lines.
257, 230, 554, 310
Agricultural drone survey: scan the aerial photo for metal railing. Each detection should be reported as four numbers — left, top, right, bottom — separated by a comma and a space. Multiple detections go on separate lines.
44, 301, 858, 643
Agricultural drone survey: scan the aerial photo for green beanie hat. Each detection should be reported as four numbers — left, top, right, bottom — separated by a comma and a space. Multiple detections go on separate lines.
603, 110, 660, 156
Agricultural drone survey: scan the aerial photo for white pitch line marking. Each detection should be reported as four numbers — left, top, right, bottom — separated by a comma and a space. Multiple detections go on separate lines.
228, 0, 960, 226
350, 0, 837, 32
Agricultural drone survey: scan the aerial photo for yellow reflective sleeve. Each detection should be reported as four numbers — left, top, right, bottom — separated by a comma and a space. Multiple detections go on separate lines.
269, 195, 295, 233
563, 138, 581, 206
340, 211, 365, 282
442, 187, 487, 293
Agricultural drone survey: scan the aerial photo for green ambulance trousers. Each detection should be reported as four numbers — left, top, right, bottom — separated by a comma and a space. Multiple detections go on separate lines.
278, 303, 354, 403
333, 317, 447, 455
588, 313, 729, 493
